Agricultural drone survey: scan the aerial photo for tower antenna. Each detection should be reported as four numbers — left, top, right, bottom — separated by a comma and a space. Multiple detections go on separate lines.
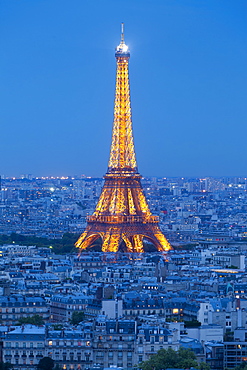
121, 22, 124, 43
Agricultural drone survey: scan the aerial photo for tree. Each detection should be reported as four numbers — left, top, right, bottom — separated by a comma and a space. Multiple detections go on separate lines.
184, 319, 201, 328
139, 347, 209, 370
70, 311, 85, 325
229, 265, 238, 269
198, 362, 211, 370
224, 331, 234, 342
37, 357, 54, 370
0, 362, 13, 370
234, 361, 247, 370
18, 314, 44, 326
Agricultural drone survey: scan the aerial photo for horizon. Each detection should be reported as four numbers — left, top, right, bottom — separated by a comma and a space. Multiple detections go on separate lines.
2, 174, 247, 181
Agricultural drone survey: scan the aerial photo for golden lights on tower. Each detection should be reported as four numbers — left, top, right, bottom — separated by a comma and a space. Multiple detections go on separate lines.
75, 24, 171, 253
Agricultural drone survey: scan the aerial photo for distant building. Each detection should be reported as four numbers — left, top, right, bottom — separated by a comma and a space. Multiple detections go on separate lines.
50, 294, 95, 322
0, 295, 49, 325
3, 325, 45, 370
92, 316, 136, 369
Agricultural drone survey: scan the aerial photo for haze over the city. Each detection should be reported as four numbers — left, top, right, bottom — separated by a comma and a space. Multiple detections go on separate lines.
0, 0, 246, 178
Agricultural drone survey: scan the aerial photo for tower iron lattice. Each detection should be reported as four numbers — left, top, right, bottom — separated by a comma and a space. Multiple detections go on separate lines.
75, 25, 171, 253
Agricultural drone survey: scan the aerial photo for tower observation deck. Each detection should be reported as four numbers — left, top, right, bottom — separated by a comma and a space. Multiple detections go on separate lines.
75, 25, 171, 253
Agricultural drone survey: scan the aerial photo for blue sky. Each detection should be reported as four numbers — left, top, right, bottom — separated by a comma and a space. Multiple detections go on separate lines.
0, 0, 246, 177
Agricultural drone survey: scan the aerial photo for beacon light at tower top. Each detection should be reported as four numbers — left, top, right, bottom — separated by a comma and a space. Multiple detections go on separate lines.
117, 43, 129, 53
116, 23, 129, 54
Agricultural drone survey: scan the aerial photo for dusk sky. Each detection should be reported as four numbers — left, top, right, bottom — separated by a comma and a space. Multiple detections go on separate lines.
0, 0, 246, 178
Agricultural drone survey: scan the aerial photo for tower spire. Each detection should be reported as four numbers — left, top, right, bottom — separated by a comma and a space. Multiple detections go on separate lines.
75, 27, 171, 253
121, 22, 124, 43
108, 23, 136, 174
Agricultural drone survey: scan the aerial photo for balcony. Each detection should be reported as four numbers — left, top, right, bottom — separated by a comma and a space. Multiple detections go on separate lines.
87, 215, 159, 224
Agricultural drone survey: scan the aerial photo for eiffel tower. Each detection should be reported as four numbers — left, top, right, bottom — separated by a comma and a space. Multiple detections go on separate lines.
76, 25, 171, 253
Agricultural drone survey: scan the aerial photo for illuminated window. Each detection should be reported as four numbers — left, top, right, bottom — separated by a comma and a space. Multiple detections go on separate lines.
173, 309, 179, 314
48, 341, 52, 346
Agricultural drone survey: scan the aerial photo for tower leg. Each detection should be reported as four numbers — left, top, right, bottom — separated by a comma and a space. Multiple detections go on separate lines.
102, 228, 121, 252
122, 234, 133, 253
132, 234, 144, 253
76, 233, 101, 250
152, 233, 171, 252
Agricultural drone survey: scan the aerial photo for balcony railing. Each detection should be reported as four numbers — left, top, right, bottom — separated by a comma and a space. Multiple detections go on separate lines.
87, 215, 159, 224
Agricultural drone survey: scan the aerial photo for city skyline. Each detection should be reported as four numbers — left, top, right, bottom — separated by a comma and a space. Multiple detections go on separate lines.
0, 0, 246, 178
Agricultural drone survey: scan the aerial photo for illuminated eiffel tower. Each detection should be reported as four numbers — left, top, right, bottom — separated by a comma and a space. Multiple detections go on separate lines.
76, 25, 171, 253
